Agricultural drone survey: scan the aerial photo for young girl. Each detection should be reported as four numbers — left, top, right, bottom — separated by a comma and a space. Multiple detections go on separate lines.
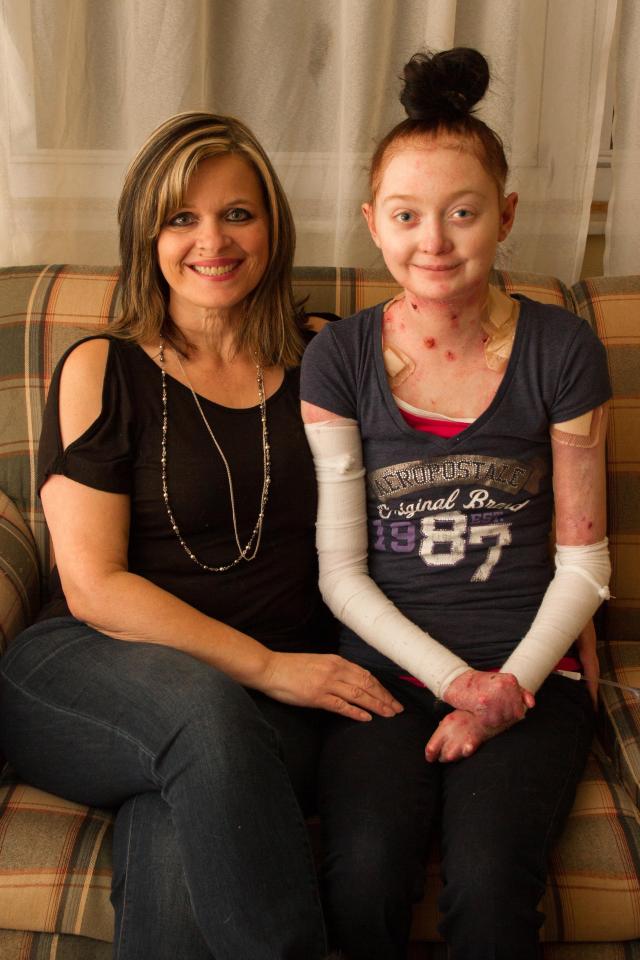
301, 49, 611, 959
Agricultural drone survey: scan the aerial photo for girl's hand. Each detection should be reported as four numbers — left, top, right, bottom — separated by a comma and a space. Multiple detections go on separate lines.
443, 668, 534, 726
262, 652, 404, 722
425, 709, 513, 763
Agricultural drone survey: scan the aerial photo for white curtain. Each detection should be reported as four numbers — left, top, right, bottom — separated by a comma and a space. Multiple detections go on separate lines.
605, 0, 640, 275
0, 0, 624, 283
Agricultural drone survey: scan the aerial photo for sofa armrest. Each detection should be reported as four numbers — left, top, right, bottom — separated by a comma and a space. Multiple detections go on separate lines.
597, 641, 640, 809
0, 490, 40, 655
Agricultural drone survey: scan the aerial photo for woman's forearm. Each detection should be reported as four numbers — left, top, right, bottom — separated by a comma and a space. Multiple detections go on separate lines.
65, 568, 276, 689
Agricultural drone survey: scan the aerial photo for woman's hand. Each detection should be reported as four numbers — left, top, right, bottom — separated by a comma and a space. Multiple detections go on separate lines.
575, 620, 599, 709
261, 652, 404, 721
443, 668, 534, 726
425, 709, 513, 763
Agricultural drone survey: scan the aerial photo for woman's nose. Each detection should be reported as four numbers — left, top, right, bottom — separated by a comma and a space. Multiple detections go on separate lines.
195, 217, 230, 253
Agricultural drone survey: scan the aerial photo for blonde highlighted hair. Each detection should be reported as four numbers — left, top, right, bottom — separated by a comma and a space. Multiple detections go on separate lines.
111, 112, 304, 367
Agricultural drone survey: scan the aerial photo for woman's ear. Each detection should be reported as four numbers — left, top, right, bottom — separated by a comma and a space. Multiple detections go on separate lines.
498, 192, 518, 241
362, 202, 381, 248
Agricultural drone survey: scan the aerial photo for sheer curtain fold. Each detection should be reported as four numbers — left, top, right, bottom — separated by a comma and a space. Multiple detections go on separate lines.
605, 0, 640, 275
0, 0, 631, 281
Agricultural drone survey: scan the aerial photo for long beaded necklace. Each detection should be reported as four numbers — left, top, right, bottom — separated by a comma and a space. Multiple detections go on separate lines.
159, 339, 271, 572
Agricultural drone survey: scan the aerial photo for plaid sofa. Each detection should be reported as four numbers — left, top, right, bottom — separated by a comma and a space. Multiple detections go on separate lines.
0, 265, 639, 959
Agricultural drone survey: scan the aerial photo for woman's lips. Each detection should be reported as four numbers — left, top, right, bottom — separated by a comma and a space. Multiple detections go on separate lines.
187, 259, 242, 278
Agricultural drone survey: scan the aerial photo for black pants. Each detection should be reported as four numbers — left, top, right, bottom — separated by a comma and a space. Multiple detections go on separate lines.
318, 672, 593, 960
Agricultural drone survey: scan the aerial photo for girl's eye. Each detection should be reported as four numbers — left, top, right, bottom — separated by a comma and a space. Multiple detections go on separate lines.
452, 208, 474, 220
394, 211, 414, 224
167, 212, 195, 227
226, 208, 253, 222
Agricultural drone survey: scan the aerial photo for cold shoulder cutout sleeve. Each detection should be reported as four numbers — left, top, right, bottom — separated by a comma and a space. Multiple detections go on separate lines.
38, 336, 135, 495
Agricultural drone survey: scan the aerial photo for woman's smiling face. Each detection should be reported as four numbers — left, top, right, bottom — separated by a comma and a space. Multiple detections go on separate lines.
157, 152, 270, 324
363, 138, 517, 307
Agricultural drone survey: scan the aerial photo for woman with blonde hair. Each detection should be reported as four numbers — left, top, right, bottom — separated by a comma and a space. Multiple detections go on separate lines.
0, 111, 401, 960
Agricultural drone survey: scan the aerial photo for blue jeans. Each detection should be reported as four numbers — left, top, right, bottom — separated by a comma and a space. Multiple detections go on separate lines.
0, 618, 328, 960
318, 671, 593, 960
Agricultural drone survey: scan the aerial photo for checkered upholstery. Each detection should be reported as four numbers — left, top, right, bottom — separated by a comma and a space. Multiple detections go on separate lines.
572, 277, 640, 818
0, 265, 638, 957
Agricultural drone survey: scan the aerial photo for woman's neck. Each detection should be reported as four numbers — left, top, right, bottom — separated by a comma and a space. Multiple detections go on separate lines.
167, 297, 243, 362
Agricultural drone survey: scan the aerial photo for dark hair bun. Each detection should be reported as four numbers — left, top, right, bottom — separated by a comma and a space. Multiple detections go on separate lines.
400, 48, 489, 122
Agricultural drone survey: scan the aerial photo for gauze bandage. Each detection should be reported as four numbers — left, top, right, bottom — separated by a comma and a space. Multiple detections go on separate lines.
304, 419, 469, 698
551, 406, 605, 448
480, 286, 520, 372
501, 538, 611, 692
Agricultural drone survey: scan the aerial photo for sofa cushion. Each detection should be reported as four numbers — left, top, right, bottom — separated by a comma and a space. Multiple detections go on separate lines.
599, 641, 640, 809
410, 742, 640, 943
0, 491, 39, 655
289, 266, 574, 316
0, 930, 111, 960
0, 266, 121, 588
0, 264, 576, 591
0, 774, 114, 942
2, 740, 638, 945
571, 276, 640, 647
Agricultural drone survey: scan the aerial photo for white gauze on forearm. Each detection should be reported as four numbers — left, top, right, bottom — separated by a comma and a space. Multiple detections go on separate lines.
501, 538, 611, 692
304, 419, 468, 698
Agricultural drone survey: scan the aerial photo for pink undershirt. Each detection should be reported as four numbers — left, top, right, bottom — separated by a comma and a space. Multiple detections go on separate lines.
397, 404, 470, 437
395, 403, 581, 681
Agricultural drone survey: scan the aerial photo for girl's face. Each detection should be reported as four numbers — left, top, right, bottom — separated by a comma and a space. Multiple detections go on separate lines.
157, 153, 270, 324
363, 139, 517, 307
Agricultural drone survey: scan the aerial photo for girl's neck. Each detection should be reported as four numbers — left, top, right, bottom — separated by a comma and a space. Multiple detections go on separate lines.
387, 287, 490, 355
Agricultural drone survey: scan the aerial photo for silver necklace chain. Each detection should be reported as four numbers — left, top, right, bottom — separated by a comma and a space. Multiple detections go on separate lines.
159, 339, 271, 572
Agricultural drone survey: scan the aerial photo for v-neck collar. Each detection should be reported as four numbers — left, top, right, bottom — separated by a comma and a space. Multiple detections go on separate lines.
371, 297, 526, 452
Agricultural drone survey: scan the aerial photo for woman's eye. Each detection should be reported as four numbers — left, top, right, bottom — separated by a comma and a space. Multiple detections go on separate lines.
226, 208, 253, 222
167, 212, 195, 227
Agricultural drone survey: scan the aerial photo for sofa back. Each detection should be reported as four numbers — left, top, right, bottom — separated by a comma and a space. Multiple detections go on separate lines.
0, 265, 637, 644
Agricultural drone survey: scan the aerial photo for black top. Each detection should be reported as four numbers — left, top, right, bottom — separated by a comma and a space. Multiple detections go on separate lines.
38, 335, 330, 652
301, 296, 612, 671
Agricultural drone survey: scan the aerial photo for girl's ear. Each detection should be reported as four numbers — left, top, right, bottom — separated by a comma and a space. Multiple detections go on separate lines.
362, 202, 381, 248
498, 192, 518, 241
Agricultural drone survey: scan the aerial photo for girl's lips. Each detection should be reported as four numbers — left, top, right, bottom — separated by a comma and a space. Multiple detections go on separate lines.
414, 262, 462, 273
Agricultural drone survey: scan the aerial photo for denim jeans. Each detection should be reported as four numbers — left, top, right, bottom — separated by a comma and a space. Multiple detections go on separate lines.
0, 617, 328, 960
318, 671, 593, 960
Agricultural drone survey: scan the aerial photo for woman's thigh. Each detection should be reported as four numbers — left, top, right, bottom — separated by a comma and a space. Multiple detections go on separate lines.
0, 617, 274, 806
248, 689, 326, 814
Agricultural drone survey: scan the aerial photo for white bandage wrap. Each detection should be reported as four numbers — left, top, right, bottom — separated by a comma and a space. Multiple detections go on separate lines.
304, 420, 469, 698
501, 538, 611, 692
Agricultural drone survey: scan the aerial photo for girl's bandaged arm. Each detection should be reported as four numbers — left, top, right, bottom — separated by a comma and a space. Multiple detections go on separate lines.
303, 411, 533, 721
501, 405, 610, 692
302, 414, 468, 699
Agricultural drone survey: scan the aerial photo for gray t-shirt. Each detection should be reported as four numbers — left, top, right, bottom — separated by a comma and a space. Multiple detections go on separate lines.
301, 295, 611, 672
